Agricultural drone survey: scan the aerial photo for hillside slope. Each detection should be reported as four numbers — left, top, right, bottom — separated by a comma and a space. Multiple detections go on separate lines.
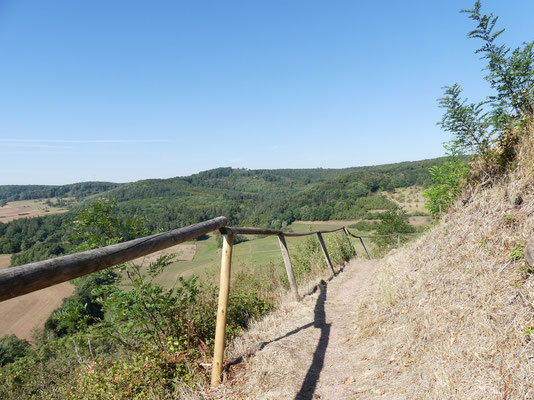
211, 130, 534, 398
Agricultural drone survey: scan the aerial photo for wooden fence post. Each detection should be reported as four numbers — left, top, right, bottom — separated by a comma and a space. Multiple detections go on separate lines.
316, 232, 336, 275
397, 234, 400, 248
343, 227, 357, 257
277, 234, 300, 301
211, 233, 234, 386
359, 237, 371, 260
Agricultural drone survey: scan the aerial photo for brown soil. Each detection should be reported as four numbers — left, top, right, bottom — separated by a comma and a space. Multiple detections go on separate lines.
0, 205, 33, 214
131, 243, 196, 266
0, 207, 68, 223
0, 282, 74, 341
0, 254, 11, 269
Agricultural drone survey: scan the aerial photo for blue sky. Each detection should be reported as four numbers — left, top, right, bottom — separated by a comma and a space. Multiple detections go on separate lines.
1, 1, 534, 184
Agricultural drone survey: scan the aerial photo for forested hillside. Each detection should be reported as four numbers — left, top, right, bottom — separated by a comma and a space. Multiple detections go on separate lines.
91, 159, 445, 230
0, 158, 443, 266
0, 182, 121, 202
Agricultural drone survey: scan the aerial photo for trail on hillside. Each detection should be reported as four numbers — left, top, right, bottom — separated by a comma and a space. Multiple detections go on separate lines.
211, 258, 381, 399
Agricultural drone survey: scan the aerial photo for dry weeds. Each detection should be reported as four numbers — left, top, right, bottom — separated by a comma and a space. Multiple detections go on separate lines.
349, 126, 534, 398
196, 127, 534, 399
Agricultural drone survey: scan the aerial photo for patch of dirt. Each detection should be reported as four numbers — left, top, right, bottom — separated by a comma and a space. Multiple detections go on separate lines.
0, 205, 33, 217
0, 205, 68, 223
408, 215, 432, 226
131, 243, 196, 266
0, 282, 74, 341
0, 254, 11, 269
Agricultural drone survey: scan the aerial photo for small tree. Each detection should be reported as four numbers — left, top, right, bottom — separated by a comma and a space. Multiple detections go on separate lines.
438, 84, 492, 154
438, 1, 534, 170
372, 207, 415, 252
423, 145, 469, 216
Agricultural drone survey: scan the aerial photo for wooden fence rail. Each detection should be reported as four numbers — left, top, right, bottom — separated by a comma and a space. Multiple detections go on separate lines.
0, 216, 420, 387
0, 216, 228, 302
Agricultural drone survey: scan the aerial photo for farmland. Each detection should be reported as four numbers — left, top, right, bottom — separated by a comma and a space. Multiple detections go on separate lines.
0, 199, 68, 223
140, 219, 383, 290
0, 282, 74, 341
0, 167, 436, 342
0, 254, 10, 269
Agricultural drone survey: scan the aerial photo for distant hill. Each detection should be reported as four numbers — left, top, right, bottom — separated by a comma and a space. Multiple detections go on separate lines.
0, 182, 121, 202
0, 158, 447, 265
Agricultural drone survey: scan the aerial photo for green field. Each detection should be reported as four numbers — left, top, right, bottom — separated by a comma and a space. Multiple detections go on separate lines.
147, 220, 374, 289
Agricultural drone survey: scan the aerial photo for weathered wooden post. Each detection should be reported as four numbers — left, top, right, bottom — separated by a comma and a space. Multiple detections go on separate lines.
316, 232, 336, 275
359, 237, 371, 260
343, 227, 357, 257
397, 233, 400, 248
277, 234, 300, 301
211, 233, 234, 386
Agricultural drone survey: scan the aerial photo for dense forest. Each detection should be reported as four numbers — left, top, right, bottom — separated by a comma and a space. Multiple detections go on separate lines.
0, 182, 121, 202
0, 158, 445, 266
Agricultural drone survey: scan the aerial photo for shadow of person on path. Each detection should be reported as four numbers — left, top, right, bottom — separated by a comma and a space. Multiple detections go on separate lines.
295, 281, 330, 400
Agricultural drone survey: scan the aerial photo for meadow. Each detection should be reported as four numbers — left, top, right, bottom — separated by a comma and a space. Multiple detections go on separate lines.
0, 199, 68, 223
139, 220, 378, 290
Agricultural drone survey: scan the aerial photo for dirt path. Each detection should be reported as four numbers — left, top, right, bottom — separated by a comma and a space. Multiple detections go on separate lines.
215, 258, 378, 399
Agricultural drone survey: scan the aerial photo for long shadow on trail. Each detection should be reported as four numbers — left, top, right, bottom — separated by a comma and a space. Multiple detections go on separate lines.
295, 282, 330, 400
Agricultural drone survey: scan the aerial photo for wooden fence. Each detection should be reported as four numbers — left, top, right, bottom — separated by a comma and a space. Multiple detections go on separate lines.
0, 216, 419, 386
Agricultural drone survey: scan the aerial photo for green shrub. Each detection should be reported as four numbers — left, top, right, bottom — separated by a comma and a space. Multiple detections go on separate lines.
372, 207, 415, 254
0, 335, 31, 367
348, 220, 377, 232
423, 145, 468, 216
291, 232, 355, 279
509, 241, 525, 261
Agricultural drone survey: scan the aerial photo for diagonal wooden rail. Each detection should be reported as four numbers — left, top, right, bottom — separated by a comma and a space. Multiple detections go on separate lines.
0, 215, 420, 387
0, 216, 229, 302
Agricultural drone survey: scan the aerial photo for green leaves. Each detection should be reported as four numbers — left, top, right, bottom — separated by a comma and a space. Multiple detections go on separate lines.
423, 145, 468, 216
372, 206, 415, 252
438, 84, 492, 154
439, 1, 534, 171
72, 199, 149, 251
0, 335, 31, 367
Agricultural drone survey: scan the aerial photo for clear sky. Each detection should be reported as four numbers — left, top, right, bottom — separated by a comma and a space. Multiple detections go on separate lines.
1, 1, 534, 185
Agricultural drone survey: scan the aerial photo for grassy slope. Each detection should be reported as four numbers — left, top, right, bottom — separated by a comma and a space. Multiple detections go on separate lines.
348, 127, 534, 397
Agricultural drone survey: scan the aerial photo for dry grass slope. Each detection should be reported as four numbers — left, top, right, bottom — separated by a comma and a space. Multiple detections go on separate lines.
351, 127, 534, 398
202, 126, 534, 399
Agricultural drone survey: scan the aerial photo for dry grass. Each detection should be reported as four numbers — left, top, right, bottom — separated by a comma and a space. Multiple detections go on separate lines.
350, 126, 534, 398
201, 127, 534, 399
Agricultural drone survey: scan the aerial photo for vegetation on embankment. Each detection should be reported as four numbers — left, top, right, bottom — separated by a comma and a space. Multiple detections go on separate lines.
0, 202, 355, 399
351, 2, 534, 396
351, 125, 534, 397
